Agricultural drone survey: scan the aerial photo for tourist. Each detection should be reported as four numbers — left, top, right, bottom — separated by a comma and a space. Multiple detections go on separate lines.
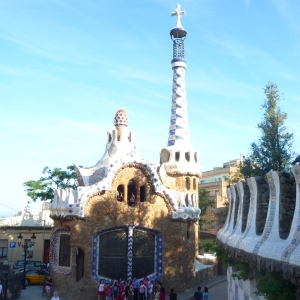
203, 287, 209, 300
116, 291, 124, 300
168, 288, 177, 300
147, 281, 153, 300
159, 287, 165, 300
105, 282, 112, 300
193, 287, 203, 300
45, 275, 52, 300
128, 283, 134, 300
139, 280, 147, 300
96, 279, 105, 300
132, 277, 139, 300
112, 283, 119, 300
51, 291, 60, 300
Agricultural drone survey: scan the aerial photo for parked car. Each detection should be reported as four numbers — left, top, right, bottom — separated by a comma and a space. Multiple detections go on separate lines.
18, 269, 49, 285
13, 260, 44, 270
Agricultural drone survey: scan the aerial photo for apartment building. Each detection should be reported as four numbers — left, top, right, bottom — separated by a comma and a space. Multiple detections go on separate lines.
199, 158, 241, 234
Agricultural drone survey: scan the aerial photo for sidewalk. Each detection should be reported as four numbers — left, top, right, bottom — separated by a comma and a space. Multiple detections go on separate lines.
19, 285, 45, 300
18, 275, 227, 300
177, 275, 227, 300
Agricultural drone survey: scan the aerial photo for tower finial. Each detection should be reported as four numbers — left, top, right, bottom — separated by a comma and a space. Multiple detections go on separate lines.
171, 4, 186, 28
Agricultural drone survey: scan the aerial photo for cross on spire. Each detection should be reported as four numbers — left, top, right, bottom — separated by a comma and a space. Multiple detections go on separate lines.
171, 4, 186, 28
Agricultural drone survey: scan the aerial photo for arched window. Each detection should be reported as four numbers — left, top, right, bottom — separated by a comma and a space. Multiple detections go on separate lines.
117, 185, 124, 202
187, 222, 191, 239
193, 178, 197, 190
185, 178, 189, 190
59, 234, 71, 267
140, 185, 146, 202
175, 152, 180, 162
127, 180, 136, 207
185, 152, 190, 162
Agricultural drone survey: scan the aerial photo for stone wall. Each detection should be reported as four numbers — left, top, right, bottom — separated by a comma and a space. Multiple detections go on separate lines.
241, 182, 250, 233
50, 166, 200, 300
279, 172, 296, 239
255, 177, 269, 235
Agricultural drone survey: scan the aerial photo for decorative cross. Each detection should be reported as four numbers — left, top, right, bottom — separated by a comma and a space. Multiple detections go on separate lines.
171, 4, 186, 28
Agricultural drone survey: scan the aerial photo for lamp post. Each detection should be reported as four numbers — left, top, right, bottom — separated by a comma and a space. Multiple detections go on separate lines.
17, 232, 36, 289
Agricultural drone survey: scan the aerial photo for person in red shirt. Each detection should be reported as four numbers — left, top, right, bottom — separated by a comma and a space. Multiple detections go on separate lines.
116, 291, 124, 300
105, 283, 112, 300
159, 287, 166, 300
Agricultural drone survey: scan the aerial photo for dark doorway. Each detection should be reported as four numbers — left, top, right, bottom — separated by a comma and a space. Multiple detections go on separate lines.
76, 248, 84, 281
43, 240, 50, 264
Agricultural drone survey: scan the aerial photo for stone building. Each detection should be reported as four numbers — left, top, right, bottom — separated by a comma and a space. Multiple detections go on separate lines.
49, 5, 203, 299
199, 158, 241, 234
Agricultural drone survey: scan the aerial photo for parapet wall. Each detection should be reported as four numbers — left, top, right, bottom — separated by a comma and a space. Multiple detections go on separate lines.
217, 165, 300, 283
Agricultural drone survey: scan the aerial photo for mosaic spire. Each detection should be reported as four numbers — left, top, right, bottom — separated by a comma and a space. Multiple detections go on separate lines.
168, 4, 190, 148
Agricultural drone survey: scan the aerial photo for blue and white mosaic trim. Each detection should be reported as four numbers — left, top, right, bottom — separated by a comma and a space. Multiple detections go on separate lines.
92, 225, 162, 282
168, 64, 190, 147
50, 150, 200, 221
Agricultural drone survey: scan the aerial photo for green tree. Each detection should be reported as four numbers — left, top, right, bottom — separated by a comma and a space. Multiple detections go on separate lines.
216, 199, 229, 227
23, 165, 78, 202
198, 187, 215, 230
241, 82, 294, 178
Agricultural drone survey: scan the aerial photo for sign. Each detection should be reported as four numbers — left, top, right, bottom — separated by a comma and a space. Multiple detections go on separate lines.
10, 242, 16, 249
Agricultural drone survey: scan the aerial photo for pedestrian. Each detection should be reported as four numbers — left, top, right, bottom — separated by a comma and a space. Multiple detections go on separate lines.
96, 279, 105, 300
51, 291, 60, 300
193, 287, 203, 300
132, 277, 139, 300
203, 287, 209, 300
0, 281, 3, 298
116, 291, 124, 300
139, 280, 147, 300
112, 283, 119, 300
168, 288, 177, 300
147, 281, 153, 300
159, 287, 165, 300
45, 275, 52, 300
105, 282, 112, 300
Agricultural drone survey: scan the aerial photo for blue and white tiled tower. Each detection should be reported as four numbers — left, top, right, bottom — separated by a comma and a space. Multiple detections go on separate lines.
160, 5, 201, 176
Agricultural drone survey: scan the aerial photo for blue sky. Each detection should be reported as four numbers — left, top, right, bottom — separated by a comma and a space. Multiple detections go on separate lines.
1, 0, 300, 216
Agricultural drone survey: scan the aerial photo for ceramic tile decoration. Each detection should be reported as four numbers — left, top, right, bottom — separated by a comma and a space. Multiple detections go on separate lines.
218, 165, 300, 299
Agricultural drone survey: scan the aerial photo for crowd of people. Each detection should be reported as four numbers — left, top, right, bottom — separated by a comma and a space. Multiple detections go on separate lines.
96, 274, 175, 300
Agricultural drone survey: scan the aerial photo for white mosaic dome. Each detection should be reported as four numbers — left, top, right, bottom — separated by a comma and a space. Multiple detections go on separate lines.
114, 109, 128, 127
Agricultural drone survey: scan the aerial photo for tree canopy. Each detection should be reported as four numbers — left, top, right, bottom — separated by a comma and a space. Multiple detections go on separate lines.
198, 187, 216, 230
23, 165, 78, 202
241, 82, 294, 178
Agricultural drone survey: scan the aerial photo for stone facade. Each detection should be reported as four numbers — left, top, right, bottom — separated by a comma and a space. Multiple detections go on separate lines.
50, 166, 200, 299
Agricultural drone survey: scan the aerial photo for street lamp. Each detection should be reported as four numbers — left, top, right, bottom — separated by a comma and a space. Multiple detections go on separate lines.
17, 232, 36, 289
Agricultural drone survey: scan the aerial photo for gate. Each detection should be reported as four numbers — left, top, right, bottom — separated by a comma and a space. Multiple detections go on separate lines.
132, 229, 155, 278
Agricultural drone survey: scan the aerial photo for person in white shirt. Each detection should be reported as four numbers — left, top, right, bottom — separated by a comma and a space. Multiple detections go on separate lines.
51, 291, 60, 300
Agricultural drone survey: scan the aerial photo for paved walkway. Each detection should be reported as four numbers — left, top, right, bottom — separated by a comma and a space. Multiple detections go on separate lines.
19, 284, 46, 300
177, 275, 227, 300
18, 275, 227, 300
